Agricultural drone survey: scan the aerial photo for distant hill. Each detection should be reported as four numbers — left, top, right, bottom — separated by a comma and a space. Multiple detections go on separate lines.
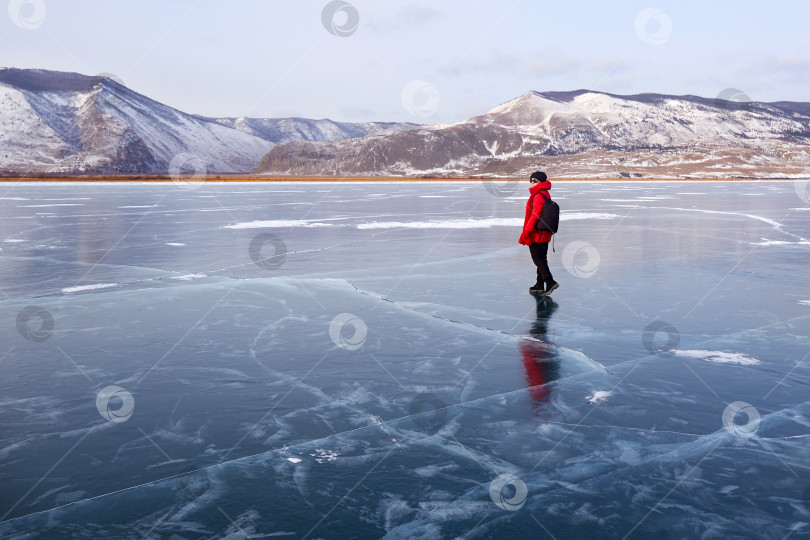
0, 68, 417, 175
4, 69, 809, 178
255, 90, 810, 178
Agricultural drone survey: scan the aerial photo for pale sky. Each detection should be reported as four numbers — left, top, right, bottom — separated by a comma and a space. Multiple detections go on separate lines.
3, 0, 809, 123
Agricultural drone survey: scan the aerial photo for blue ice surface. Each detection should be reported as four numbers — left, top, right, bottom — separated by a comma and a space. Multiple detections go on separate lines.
0, 179, 808, 539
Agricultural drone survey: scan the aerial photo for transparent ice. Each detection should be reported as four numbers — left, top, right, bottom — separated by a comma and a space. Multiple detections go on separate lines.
0, 180, 808, 538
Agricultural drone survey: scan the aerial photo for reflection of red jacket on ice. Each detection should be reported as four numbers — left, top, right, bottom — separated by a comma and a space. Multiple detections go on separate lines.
519, 340, 552, 404
519, 180, 553, 246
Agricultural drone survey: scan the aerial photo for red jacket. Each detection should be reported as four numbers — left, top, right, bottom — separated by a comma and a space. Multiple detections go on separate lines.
519, 180, 553, 245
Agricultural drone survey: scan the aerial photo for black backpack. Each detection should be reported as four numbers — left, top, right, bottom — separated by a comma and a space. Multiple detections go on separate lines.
534, 192, 560, 234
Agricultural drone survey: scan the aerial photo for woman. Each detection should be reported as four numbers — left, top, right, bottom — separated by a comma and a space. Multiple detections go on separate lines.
518, 171, 559, 295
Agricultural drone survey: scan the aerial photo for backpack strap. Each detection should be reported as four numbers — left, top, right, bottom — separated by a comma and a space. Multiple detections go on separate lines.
530, 191, 549, 208
537, 191, 556, 247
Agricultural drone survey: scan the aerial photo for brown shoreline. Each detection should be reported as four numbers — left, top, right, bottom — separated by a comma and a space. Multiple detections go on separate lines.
0, 175, 800, 182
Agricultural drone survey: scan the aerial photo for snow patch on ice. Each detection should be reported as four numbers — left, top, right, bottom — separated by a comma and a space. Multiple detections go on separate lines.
751, 238, 810, 246
798, 300, 810, 306
586, 391, 612, 404
753, 239, 810, 246
358, 218, 520, 229
171, 274, 206, 281
675, 350, 761, 366
310, 449, 339, 463
165, 242, 186, 246
62, 283, 119, 293
563, 213, 620, 220
358, 214, 618, 229
223, 220, 335, 229
413, 463, 458, 478
18, 203, 83, 207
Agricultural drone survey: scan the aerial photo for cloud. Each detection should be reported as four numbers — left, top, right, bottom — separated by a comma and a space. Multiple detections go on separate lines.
441, 48, 582, 79
440, 50, 523, 77
718, 52, 810, 96
526, 54, 583, 78
767, 56, 810, 82
366, 5, 446, 33
339, 106, 378, 120
590, 56, 630, 74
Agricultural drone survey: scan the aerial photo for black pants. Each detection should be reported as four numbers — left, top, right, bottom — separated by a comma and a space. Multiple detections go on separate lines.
529, 242, 553, 282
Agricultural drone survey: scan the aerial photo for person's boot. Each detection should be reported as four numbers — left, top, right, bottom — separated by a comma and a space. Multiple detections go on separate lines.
529, 280, 544, 294
542, 279, 559, 296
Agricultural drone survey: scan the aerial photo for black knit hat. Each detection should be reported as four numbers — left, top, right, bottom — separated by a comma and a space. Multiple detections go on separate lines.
530, 171, 547, 183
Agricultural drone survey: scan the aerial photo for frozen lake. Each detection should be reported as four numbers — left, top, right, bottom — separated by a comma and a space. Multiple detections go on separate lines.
0, 179, 808, 538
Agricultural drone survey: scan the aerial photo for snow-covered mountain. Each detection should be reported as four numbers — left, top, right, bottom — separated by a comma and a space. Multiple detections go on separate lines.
210, 116, 414, 148
5, 70, 809, 178
256, 90, 810, 178
0, 68, 416, 174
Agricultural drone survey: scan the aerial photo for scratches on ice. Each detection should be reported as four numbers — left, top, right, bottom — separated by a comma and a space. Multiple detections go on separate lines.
334, 278, 610, 373
651, 206, 807, 240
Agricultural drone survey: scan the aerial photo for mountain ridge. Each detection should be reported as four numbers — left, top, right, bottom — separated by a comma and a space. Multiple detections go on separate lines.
0, 68, 417, 175
256, 89, 810, 178
3, 68, 810, 178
